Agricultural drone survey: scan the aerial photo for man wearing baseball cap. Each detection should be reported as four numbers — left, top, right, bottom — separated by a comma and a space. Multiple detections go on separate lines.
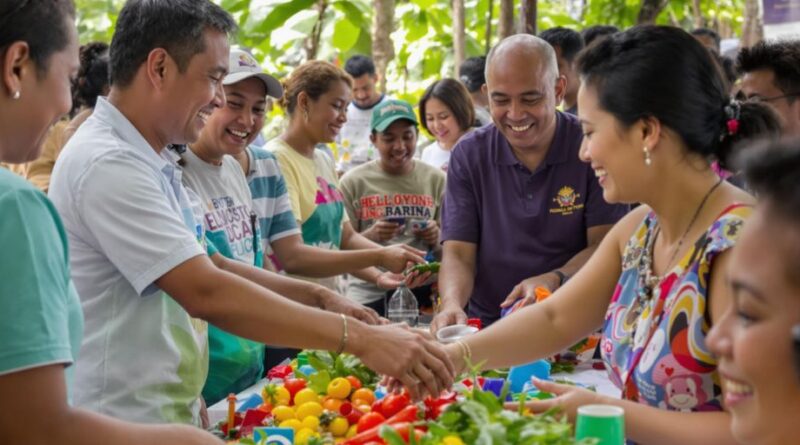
339, 100, 447, 315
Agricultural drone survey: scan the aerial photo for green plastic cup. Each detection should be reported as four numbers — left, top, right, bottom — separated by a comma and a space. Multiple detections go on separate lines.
574, 404, 625, 445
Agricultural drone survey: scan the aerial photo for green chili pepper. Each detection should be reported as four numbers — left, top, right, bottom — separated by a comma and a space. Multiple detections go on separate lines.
405, 261, 440, 275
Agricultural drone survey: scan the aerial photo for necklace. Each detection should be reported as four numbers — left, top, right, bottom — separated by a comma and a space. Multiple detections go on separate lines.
639, 177, 724, 299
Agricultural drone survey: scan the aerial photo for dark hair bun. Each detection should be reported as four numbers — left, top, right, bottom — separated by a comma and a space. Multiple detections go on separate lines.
577, 25, 782, 169
717, 100, 782, 170
71, 42, 110, 115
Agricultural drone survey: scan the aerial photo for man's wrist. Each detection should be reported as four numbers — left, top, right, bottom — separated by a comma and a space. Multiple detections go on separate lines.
439, 298, 467, 313
552, 270, 568, 286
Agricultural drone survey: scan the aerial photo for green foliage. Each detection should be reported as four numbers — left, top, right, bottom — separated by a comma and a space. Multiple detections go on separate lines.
74, 0, 745, 129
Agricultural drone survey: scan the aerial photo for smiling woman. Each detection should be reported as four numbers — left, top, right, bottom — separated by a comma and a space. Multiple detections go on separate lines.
268, 61, 355, 289
418, 78, 475, 171
0, 1, 222, 444
269, 61, 429, 294
707, 139, 800, 445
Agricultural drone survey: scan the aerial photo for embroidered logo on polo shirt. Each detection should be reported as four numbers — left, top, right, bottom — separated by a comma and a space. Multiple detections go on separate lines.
550, 186, 584, 215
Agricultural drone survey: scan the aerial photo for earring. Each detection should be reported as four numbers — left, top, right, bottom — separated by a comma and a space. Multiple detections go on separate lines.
12, 90, 20, 100
303, 108, 310, 123
643, 146, 652, 166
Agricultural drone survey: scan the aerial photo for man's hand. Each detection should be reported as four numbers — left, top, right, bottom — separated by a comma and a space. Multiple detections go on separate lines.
352, 323, 456, 401
412, 220, 440, 246
376, 244, 426, 273
500, 272, 561, 312
362, 220, 404, 243
430, 305, 468, 334
318, 289, 382, 325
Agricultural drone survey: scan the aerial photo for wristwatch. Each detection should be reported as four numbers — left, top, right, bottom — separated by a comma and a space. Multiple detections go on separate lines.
553, 270, 568, 286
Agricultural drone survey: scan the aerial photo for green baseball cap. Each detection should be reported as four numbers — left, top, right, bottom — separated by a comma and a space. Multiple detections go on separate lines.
370, 99, 419, 132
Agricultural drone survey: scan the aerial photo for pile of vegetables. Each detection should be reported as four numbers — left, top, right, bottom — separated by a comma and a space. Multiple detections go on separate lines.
219, 351, 598, 445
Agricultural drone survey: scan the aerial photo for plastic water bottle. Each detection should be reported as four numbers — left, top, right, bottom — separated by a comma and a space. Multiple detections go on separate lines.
387, 284, 419, 326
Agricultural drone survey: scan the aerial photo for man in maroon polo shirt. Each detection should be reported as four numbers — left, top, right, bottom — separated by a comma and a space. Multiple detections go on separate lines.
431, 34, 628, 330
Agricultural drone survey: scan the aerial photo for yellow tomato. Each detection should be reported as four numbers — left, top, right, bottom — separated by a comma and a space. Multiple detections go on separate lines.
293, 388, 320, 406
301, 415, 320, 432
346, 424, 358, 438
295, 427, 319, 445
442, 435, 465, 445
350, 388, 376, 406
271, 405, 296, 423
274, 386, 291, 406
328, 416, 350, 437
295, 401, 324, 420
327, 377, 352, 400
279, 418, 303, 433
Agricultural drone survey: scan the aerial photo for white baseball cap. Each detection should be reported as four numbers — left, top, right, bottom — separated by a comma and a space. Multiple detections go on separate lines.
224, 49, 283, 99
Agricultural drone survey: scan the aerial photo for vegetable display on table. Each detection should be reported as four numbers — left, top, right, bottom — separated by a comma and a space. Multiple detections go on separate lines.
216, 351, 599, 445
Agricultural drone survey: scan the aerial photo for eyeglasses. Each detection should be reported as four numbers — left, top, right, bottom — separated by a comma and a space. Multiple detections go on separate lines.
745, 92, 800, 103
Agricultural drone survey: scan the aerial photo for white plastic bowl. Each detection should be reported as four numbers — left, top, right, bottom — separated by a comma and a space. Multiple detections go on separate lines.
436, 324, 479, 344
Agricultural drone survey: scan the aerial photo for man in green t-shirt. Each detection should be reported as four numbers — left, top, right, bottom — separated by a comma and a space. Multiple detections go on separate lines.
340, 100, 446, 314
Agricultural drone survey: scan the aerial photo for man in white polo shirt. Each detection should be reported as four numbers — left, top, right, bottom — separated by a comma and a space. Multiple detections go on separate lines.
49, 0, 453, 425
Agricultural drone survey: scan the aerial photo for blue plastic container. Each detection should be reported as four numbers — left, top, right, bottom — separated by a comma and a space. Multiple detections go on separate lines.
508, 359, 551, 393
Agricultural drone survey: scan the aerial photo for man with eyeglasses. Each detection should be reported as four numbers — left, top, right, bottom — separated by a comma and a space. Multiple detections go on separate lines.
737, 40, 800, 137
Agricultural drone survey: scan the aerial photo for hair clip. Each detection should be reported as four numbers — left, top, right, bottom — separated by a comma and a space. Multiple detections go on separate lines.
724, 100, 741, 136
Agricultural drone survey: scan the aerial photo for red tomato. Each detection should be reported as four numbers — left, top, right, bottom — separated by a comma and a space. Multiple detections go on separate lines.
283, 378, 307, 401
370, 399, 383, 417
380, 393, 410, 418
356, 411, 386, 433
346, 375, 362, 391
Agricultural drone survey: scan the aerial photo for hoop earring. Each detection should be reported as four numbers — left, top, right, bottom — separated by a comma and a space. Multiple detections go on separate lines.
303, 108, 310, 123
12, 90, 20, 100
643, 146, 652, 166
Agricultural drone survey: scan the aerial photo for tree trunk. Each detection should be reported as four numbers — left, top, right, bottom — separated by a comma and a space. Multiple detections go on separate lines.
636, 0, 668, 24
304, 0, 328, 60
519, 0, 537, 34
371, 0, 395, 93
485, 0, 494, 53
691, 0, 704, 28
498, 0, 514, 39
453, 0, 466, 76
741, 0, 763, 48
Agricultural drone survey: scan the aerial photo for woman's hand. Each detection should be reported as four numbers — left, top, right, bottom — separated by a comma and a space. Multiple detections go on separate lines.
503, 379, 607, 423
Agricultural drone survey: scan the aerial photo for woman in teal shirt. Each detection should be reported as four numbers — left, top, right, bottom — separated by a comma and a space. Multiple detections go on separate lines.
0, 1, 220, 443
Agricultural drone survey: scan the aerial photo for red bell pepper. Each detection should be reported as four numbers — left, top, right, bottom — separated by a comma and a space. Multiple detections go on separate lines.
266, 364, 293, 380
423, 391, 457, 420
344, 406, 420, 445
345, 422, 425, 445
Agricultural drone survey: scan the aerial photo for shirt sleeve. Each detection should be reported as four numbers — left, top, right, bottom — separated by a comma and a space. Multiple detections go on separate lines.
274, 150, 303, 224
583, 166, 629, 228
0, 186, 73, 375
440, 145, 480, 244
266, 170, 301, 242
75, 153, 205, 295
